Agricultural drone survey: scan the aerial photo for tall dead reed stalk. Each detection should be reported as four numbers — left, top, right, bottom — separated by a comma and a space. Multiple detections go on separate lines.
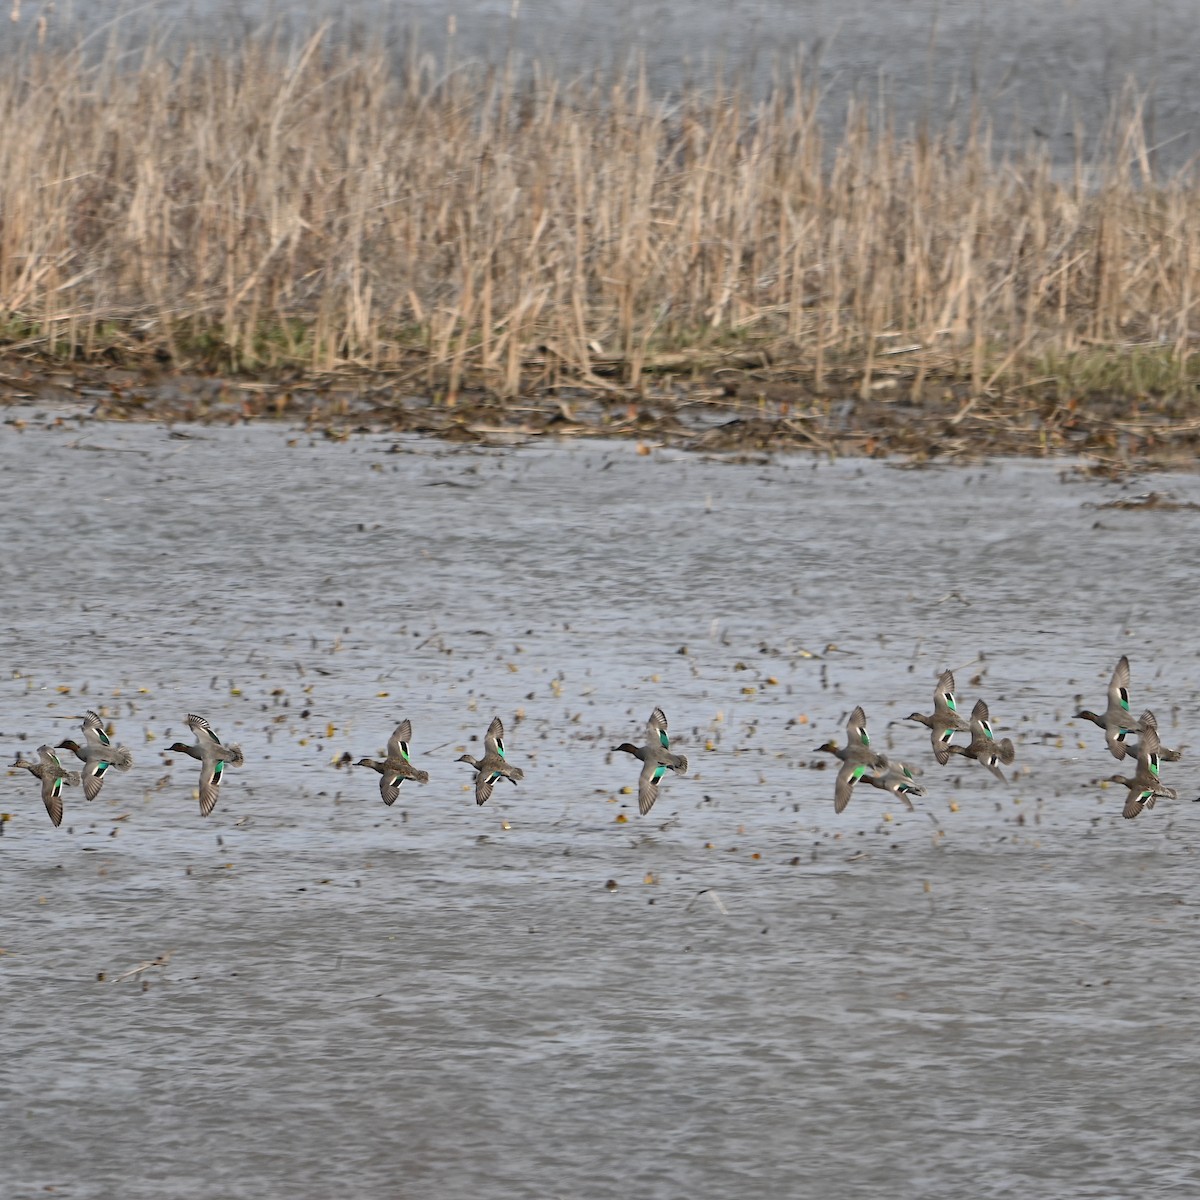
0, 31, 1196, 398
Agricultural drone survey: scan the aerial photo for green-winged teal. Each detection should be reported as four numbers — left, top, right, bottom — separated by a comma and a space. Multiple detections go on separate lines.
1108, 709, 1177, 820
815, 705, 886, 813
165, 713, 245, 817
946, 698, 1015, 782
863, 755, 927, 812
907, 670, 970, 764
357, 719, 430, 805
457, 716, 524, 806
1076, 656, 1181, 761
57, 710, 134, 802
13, 745, 81, 827
613, 707, 689, 816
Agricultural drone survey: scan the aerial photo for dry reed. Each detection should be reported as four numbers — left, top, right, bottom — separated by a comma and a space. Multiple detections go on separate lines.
1, 29, 1198, 403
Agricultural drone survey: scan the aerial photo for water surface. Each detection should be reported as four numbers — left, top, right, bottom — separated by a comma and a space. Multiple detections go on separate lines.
2, 412, 1200, 1197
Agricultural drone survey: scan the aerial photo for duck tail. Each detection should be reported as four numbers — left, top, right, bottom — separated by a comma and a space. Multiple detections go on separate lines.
507, 767, 525, 783
65, 770, 82, 787
113, 746, 135, 771
226, 744, 246, 767
414, 769, 431, 784
998, 739, 1015, 765
672, 753, 688, 775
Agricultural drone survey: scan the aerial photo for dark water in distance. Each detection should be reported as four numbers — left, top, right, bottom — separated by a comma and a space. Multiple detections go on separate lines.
15, 0, 1200, 169
3, 411, 1200, 1197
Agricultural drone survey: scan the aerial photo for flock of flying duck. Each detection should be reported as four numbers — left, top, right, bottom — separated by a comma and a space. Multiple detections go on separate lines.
7, 709, 684, 827
6, 657, 1181, 828
815, 655, 1181, 819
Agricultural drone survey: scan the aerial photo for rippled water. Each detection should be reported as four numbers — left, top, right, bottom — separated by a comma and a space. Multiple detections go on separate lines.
3, 410, 1200, 1198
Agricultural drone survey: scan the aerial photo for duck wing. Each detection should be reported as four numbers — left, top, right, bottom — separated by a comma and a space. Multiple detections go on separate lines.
931, 725, 955, 766
484, 716, 506, 759
379, 769, 402, 806
978, 749, 1008, 784
475, 767, 496, 806
82, 710, 114, 751
933, 671, 962, 721
35, 764, 64, 826
968, 699, 1008, 779
646, 708, 670, 751
1135, 710, 1162, 782
1122, 784, 1151, 820
894, 761, 927, 792
845, 705, 871, 752
834, 760, 869, 814
40, 773, 64, 827
198, 758, 224, 817
187, 713, 223, 746
35, 747, 70, 825
969, 698, 992, 741
1105, 657, 1134, 759
869, 765, 919, 811
638, 758, 667, 816
386, 719, 414, 762
82, 758, 109, 802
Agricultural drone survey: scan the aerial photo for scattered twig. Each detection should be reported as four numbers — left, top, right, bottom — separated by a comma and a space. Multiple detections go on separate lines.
110, 950, 173, 984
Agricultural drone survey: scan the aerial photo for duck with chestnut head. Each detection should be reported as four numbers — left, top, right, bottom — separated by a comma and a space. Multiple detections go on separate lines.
57, 709, 134, 802
165, 713, 244, 817
613, 707, 688, 817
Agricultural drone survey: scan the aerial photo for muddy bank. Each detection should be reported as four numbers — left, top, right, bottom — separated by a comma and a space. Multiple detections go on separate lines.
3, 354, 1197, 471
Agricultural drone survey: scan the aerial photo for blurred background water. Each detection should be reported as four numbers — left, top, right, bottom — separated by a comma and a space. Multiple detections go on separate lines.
7, 0, 1199, 168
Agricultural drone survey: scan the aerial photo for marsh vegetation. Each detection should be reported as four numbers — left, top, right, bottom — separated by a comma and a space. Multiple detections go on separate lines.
1, 26, 1197, 459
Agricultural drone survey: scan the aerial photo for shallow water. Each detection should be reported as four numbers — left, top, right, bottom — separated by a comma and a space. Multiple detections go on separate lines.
3, 411, 1200, 1198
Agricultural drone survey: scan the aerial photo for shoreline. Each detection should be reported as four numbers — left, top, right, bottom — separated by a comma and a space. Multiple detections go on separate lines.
2, 353, 1195, 472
